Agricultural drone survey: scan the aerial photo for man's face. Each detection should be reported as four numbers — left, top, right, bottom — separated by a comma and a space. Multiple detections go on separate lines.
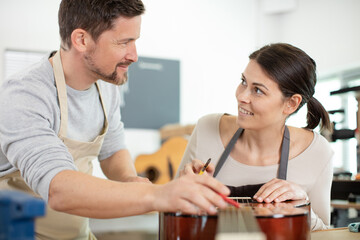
84, 16, 141, 85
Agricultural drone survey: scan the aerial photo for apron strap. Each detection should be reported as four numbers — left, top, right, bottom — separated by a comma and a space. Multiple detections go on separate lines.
214, 126, 290, 180
53, 51, 69, 137
94, 82, 109, 132
278, 126, 290, 180
214, 128, 244, 177
53, 51, 109, 137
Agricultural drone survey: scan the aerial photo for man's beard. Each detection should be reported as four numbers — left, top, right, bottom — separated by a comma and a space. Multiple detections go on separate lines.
84, 53, 131, 86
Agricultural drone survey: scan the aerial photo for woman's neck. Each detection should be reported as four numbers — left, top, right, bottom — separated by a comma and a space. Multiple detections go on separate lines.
233, 124, 286, 166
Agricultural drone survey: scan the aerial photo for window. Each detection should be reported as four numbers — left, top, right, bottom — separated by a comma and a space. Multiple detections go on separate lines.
287, 68, 360, 177
4, 49, 47, 79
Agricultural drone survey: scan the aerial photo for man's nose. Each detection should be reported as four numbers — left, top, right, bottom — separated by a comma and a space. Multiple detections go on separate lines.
126, 42, 138, 63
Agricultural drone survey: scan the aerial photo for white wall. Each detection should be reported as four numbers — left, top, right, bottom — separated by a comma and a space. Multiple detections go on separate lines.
256, 0, 360, 75
0, 0, 60, 62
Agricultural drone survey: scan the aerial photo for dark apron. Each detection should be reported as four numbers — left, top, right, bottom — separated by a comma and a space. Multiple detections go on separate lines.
214, 126, 290, 197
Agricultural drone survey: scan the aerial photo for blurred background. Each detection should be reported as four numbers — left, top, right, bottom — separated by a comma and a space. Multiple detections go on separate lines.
1, 0, 360, 238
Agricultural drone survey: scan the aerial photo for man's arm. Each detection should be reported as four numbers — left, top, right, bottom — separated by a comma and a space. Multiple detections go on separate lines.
47, 169, 230, 218
100, 149, 150, 183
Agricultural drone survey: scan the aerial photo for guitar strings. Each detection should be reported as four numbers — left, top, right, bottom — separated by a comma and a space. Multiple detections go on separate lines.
217, 197, 261, 234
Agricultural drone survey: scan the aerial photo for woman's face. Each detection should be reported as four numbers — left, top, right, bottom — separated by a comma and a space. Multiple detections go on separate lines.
235, 60, 289, 130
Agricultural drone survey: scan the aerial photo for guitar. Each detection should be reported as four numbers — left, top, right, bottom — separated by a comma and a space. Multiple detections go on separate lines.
159, 199, 311, 240
134, 136, 188, 184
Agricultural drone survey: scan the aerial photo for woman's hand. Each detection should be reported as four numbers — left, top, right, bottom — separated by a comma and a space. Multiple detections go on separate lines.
253, 178, 308, 203
178, 159, 215, 176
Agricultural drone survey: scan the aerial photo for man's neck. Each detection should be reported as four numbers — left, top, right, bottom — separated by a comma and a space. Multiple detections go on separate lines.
50, 49, 96, 90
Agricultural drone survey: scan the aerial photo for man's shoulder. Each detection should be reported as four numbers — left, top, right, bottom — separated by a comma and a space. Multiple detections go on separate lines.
0, 57, 57, 111
3, 57, 54, 91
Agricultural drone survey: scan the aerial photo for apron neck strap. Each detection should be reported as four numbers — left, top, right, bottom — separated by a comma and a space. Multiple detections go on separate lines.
214, 126, 290, 180
278, 126, 290, 180
52, 50, 108, 137
53, 50, 68, 137
214, 128, 243, 177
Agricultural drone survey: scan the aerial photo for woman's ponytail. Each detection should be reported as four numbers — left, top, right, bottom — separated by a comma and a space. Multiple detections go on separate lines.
305, 97, 331, 131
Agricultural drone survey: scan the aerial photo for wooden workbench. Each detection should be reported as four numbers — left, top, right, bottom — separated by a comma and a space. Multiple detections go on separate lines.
331, 199, 360, 210
311, 227, 359, 240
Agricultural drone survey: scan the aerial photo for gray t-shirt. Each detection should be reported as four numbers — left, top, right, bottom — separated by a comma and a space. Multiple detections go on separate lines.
0, 53, 127, 201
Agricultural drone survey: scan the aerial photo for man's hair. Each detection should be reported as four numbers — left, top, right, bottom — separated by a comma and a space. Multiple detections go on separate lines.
58, 0, 145, 50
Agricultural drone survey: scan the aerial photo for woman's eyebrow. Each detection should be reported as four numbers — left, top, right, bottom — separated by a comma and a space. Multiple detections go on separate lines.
242, 73, 269, 91
253, 82, 269, 91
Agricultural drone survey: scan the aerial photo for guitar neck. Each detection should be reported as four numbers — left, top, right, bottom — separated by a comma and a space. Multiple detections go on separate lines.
216, 206, 266, 240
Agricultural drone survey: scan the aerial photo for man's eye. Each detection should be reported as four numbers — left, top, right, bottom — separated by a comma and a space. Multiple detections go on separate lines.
117, 41, 129, 47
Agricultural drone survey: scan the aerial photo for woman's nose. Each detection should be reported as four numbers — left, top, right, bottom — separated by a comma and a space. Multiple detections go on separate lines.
236, 88, 251, 103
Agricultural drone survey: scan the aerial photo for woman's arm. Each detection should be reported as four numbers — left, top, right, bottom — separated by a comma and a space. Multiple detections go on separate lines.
307, 156, 334, 230
175, 124, 200, 178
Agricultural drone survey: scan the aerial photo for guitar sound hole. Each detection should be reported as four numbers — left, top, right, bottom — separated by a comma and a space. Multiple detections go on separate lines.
146, 167, 160, 182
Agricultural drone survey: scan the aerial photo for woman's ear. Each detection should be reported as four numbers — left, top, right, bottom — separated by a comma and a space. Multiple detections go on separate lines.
284, 94, 302, 115
70, 29, 93, 52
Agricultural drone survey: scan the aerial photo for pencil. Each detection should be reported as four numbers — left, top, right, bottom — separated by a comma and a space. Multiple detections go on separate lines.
199, 158, 211, 175
218, 193, 240, 208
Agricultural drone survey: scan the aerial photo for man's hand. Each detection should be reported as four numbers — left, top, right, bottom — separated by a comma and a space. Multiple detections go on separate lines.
152, 173, 229, 215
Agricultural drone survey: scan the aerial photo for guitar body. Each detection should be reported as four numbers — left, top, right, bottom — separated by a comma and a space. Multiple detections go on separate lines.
159, 200, 311, 240
134, 136, 188, 184
159, 213, 217, 240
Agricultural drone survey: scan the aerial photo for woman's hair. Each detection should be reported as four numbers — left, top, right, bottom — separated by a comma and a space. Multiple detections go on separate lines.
58, 0, 145, 50
249, 43, 331, 131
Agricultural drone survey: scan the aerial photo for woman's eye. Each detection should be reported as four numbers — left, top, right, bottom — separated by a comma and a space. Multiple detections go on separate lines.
254, 87, 263, 94
241, 78, 246, 85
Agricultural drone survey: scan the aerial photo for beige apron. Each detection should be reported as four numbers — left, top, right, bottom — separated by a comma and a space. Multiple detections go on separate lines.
0, 51, 109, 240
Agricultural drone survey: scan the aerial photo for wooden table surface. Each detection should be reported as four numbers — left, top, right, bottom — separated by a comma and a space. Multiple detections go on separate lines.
331, 200, 360, 210
311, 227, 359, 240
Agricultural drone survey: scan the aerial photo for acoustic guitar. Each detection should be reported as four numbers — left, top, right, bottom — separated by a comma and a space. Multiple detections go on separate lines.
134, 136, 188, 184
159, 199, 311, 240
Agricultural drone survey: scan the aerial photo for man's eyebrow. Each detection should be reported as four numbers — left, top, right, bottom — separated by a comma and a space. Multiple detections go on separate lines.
116, 38, 135, 42
114, 36, 140, 43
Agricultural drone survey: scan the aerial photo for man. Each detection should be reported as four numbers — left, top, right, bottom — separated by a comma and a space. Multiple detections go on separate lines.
0, 0, 229, 239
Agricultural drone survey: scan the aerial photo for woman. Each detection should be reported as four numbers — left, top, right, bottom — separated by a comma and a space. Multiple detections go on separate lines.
177, 43, 334, 230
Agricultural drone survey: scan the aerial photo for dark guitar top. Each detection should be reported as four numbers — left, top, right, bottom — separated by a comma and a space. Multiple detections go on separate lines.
159, 199, 311, 240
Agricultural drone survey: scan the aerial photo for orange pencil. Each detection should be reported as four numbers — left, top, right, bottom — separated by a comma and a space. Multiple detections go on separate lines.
218, 193, 240, 208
